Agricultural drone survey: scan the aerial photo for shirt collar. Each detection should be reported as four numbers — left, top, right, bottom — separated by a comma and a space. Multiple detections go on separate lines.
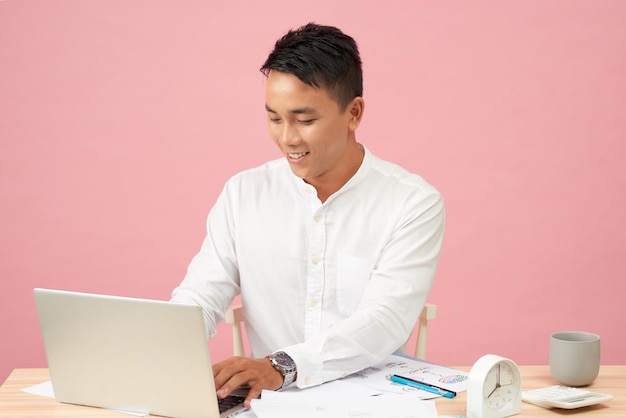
290, 143, 373, 204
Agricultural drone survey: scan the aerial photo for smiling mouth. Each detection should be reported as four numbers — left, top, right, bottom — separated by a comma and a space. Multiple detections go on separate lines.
288, 152, 309, 159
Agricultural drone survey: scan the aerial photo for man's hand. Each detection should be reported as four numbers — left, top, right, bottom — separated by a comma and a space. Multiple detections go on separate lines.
213, 356, 284, 408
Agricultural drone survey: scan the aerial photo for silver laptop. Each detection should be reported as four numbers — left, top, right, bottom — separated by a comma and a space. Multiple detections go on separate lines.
34, 288, 248, 418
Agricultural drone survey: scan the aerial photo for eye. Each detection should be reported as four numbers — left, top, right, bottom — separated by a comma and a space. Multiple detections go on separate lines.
268, 117, 282, 124
297, 119, 315, 126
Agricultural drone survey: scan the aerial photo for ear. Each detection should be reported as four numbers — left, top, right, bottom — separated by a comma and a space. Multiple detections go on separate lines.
347, 97, 364, 131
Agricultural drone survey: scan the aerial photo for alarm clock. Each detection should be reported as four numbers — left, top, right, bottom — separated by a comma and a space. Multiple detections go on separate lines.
467, 354, 522, 418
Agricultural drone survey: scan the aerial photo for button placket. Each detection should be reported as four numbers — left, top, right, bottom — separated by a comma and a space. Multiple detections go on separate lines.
303, 209, 325, 340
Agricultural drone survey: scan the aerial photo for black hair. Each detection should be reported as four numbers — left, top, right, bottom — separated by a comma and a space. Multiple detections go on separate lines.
260, 23, 363, 111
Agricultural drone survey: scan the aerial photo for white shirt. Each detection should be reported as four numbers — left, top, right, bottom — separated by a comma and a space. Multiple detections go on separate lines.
171, 145, 445, 388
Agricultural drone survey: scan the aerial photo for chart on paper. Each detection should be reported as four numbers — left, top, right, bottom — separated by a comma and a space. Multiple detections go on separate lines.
342, 353, 469, 398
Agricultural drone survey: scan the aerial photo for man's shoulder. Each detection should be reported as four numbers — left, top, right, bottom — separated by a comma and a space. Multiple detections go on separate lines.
366, 153, 440, 196
225, 158, 292, 188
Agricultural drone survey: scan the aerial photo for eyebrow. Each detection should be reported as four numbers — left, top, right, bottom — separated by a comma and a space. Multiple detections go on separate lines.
265, 104, 317, 115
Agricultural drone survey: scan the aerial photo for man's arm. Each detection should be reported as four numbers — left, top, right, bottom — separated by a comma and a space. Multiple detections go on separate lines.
170, 184, 240, 337
284, 192, 445, 388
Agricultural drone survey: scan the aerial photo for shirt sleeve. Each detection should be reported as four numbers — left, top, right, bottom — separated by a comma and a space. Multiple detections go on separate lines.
170, 184, 240, 338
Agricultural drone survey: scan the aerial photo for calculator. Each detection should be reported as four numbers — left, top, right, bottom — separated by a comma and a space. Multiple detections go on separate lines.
522, 385, 613, 409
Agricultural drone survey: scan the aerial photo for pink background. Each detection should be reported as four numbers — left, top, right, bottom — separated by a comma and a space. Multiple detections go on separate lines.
1, 1, 625, 383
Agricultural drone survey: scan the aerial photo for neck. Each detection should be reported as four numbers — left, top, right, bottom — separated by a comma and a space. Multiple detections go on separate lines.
307, 143, 364, 203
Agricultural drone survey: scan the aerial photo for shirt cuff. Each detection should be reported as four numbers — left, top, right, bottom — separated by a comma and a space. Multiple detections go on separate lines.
282, 344, 324, 388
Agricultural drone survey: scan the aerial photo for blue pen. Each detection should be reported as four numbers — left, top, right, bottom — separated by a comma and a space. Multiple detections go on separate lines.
387, 374, 457, 399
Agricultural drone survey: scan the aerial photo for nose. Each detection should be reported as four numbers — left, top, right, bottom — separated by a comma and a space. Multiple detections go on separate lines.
277, 122, 300, 146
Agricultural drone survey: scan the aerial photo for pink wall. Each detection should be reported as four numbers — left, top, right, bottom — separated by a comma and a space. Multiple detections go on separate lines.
2, 1, 625, 383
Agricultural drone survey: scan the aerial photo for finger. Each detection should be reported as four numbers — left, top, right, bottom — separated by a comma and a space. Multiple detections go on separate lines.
216, 373, 251, 399
244, 386, 263, 408
213, 356, 244, 377
213, 357, 245, 391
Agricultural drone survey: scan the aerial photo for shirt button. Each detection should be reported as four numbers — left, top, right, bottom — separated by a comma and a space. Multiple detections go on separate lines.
309, 299, 318, 308
305, 187, 313, 193
311, 257, 319, 265
313, 215, 321, 222
304, 377, 311, 385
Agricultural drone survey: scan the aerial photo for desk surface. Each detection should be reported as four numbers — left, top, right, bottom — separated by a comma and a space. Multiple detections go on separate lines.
1, 366, 624, 417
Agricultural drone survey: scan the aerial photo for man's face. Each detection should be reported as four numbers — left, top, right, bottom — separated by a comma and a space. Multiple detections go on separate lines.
265, 70, 362, 190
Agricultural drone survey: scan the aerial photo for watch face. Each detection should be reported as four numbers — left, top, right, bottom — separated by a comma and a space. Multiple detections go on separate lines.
273, 352, 295, 368
483, 361, 520, 410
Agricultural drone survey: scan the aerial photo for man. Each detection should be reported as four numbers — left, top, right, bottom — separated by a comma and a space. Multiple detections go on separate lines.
171, 23, 445, 407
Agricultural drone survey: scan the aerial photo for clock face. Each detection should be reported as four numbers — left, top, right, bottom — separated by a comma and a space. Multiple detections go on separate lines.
467, 354, 522, 418
483, 361, 521, 410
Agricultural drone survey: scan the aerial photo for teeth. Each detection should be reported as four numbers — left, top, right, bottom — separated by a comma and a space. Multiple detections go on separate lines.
289, 152, 308, 158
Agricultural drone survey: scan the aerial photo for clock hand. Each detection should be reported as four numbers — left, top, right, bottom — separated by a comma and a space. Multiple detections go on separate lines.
486, 364, 503, 398
487, 366, 503, 399
496, 364, 501, 385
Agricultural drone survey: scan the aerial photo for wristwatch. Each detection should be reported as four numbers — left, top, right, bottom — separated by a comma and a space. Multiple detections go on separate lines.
267, 351, 297, 389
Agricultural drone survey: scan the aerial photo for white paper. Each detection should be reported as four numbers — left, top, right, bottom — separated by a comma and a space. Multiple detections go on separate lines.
22, 380, 55, 398
252, 390, 438, 418
280, 378, 382, 397
249, 353, 467, 417
341, 353, 468, 397
22, 381, 148, 416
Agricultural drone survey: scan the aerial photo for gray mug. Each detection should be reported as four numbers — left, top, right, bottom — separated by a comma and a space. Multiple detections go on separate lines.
549, 331, 600, 387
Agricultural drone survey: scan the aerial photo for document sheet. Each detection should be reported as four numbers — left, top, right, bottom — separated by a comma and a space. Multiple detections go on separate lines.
250, 353, 468, 417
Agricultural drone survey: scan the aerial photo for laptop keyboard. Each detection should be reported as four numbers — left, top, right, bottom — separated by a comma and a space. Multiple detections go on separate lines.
218, 394, 246, 413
